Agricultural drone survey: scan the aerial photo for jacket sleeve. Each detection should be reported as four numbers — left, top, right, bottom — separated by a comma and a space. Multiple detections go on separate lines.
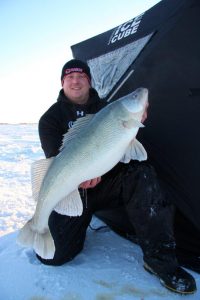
38, 113, 64, 158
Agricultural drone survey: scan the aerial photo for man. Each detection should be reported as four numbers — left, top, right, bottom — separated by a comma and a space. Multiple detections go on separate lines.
38, 59, 196, 294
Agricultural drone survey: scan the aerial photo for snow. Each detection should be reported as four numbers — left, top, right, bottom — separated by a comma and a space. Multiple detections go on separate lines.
0, 124, 200, 300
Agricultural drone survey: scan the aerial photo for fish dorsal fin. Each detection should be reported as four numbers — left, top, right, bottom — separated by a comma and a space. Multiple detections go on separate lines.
31, 157, 54, 202
120, 138, 147, 163
60, 114, 95, 151
54, 188, 83, 216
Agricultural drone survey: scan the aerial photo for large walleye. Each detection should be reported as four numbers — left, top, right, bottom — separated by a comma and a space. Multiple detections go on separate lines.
17, 87, 148, 259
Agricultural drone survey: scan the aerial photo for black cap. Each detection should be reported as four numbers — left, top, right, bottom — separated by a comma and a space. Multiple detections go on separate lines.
61, 59, 91, 82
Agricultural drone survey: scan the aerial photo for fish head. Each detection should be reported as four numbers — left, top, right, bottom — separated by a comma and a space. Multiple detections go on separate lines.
120, 87, 148, 121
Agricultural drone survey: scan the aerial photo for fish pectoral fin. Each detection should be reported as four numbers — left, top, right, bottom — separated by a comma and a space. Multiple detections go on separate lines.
31, 157, 54, 202
120, 138, 147, 163
123, 119, 144, 129
54, 189, 83, 216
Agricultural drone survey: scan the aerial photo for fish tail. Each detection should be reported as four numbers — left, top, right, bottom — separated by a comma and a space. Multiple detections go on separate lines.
17, 219, 55, 259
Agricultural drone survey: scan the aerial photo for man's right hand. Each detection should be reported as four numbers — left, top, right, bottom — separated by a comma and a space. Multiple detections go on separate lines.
79, 177, 101, 189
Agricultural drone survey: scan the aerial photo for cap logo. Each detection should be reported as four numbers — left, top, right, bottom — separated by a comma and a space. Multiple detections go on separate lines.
65, 68, 83, 75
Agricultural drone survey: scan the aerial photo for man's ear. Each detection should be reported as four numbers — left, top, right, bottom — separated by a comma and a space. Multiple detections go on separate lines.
61, 79, 64, 86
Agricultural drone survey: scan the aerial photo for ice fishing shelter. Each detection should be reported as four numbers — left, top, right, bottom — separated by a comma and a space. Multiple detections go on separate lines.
71, 0, 200, 262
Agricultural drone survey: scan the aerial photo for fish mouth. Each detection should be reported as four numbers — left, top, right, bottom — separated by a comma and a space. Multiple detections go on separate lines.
134, 87, 148, 99
121, 87, 149, 115
134, 88, 148, 107
136, 87, 148, 94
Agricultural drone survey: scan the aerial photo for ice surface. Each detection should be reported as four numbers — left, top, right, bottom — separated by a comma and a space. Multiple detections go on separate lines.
0, 124, 199, 299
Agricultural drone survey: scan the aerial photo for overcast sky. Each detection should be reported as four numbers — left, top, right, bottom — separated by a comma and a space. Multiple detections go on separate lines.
0, 0, 160, 123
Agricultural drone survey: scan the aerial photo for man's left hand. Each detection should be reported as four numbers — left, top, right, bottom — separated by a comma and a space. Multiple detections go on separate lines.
141, 101, 149, 123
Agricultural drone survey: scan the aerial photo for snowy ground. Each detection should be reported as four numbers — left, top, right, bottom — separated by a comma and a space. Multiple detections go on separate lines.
0, 124, 200, 300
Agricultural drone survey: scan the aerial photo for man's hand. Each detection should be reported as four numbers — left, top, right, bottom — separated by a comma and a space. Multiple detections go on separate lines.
79, 177, 101, 189
141, 101, 149, 123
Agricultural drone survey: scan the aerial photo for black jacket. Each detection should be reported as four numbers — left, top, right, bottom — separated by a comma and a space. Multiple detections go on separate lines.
39, 88, 106, 158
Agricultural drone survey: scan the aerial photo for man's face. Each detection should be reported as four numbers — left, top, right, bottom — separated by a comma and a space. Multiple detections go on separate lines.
62, 72, 90, 104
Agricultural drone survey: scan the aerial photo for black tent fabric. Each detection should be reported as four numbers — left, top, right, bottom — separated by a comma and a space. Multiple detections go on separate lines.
71, 0, 200, 268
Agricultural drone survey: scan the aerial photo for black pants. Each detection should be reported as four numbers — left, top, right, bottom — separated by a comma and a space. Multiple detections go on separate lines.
37, 161, 176, 268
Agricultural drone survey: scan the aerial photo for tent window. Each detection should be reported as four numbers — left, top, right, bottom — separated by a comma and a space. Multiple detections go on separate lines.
87, 33, 154, 99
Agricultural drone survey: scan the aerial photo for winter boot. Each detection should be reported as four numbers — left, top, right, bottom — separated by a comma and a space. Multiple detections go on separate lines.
144, 262, 196, 294
143, 240, 196, 294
